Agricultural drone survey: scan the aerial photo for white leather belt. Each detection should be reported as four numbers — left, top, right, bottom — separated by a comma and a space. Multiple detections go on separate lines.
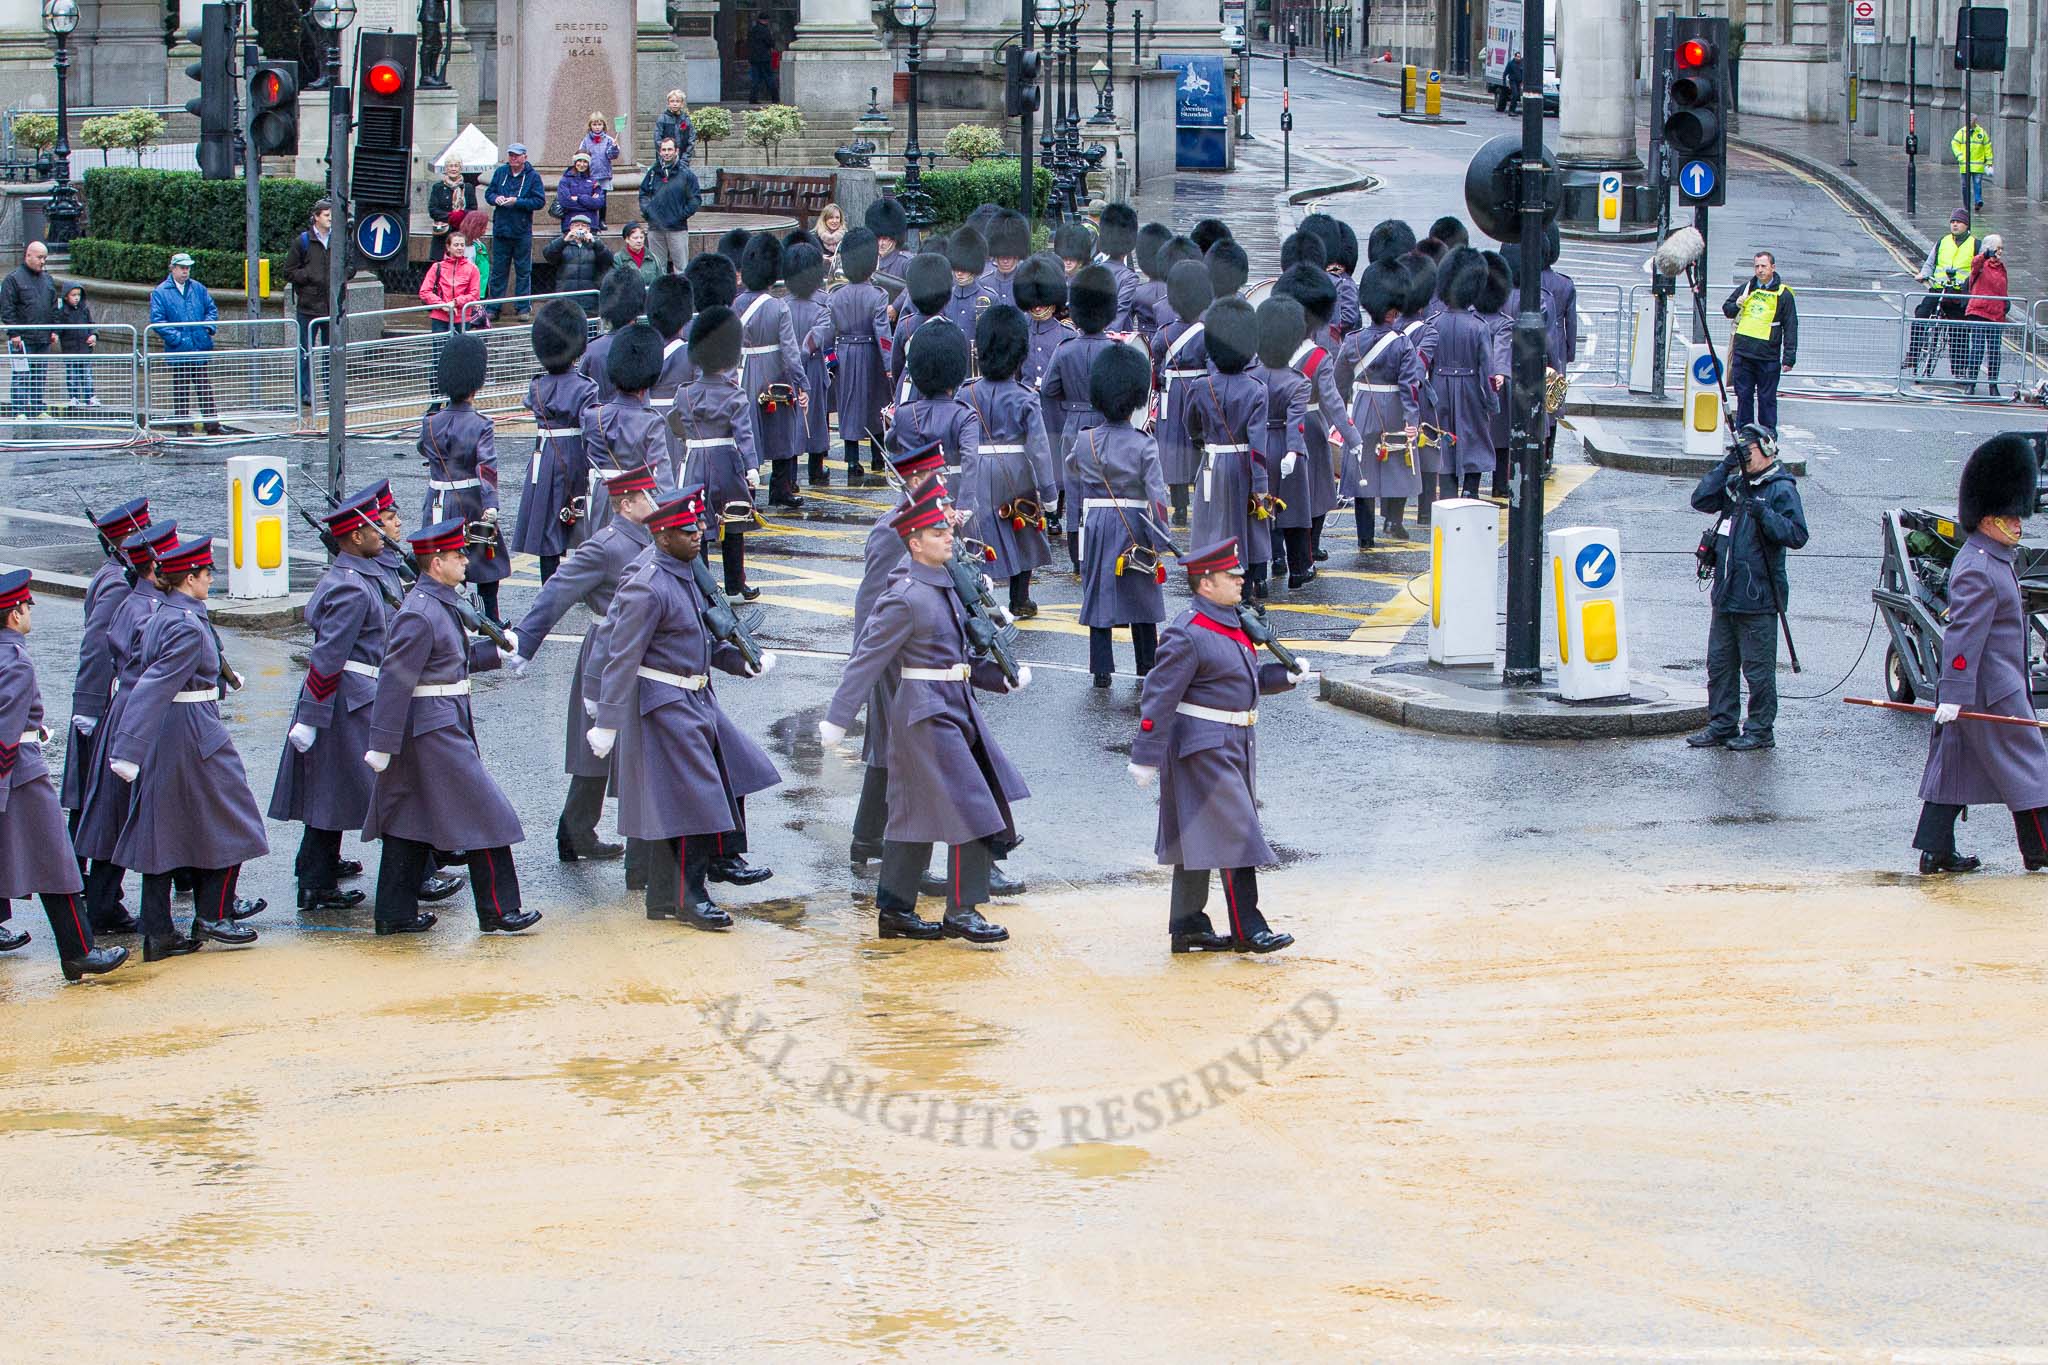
173, 687, 220, 703
1163, 367, 1205, 378
650, 397, 676, 408
428, 478, 480, 491
638, 666, 708, 690
19, 728, 43, 744
537, 426, 580, 438
686, 438, 737, 450
901, 664, 970, 682
742, 344, 780, 356
980, 444, 1025, 455
412, 681, 470, 698
1176, 702, 1256, 726
1205, 443, 1250, 454
1084, 498, 1149, 511
343, 660, 380, 678
1359, 383, 1398, 393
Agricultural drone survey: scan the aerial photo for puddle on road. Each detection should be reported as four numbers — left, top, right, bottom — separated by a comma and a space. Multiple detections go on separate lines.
1035, 1141, 1152, 1178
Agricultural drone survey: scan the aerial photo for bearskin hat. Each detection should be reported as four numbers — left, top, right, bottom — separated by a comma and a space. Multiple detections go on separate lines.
1166, 259, 1214, 324
906, 252, 954, 318
839, 227, 880, 283
976, 304, 1030, 382
1477, 251, 1512, 315
1368, 218, 1416, 266
986, 209, 1031, 262
1012, 253, 1067, 313
1190, 218, 1233, 254
1399, 250, 1439, 315
1054, 221, 1096, 265
1430, 215, 1469, 249
717, 227, 753, 268
684, 251, 738, 311
1439, 246, 1484, 304
606, 320, 664, 393
1159, 234, 1203, 275
646, 273, 694, 340
1256, 296, 1307, 370
946, 225, 988, 277
783, 242, 827, 299
739, 233, 783, 292
1280, 230, 1327, 272
782, 227, 818, 253
1358, 259, 1405, 325
1097, 202, 1138, 258
1414, 235, 1449, 262
865, 196, 908, 243
1206, 238, 1250, 298
686, 306, 743, 375
597, 266, 647, 329
532, 297, 588, 374
1275, 262, 1337, 327
906, 318, 970, 397
436, 330, 487, 400
1331, 220, 1360, 274
964, 202, 1002, 243
1068, 264, 1118, 334
1135, 222, 1174, 280
1959, 434, 2042, 530
1088, 341, 1150, 423
1202, 297, 1257, 374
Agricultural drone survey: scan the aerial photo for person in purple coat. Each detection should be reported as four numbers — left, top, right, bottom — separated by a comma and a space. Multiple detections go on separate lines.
1300, 212, 1362, 341
589, 486, 782, 928
1014, 253, 1071, 394
580, 268, 647, 408
363, 518, 538, 938
269, 492, 394, 912
1153, 260, 1214, 529
1391, 251, 1445, 525
1186, 298, 1273, 602
1040, 264, 1123, 569
580, 321, 669, 541
512, 298, 600, 578
941, 228, 994, 343
106, 535, 269, 963
866, 196, 910, 302
1129, 221, 1175, 339
62, 496, 151, 924
1094, 202, 1141, 331
1274, 263, 1359, 574
418, 333, 511, 621
675, 306, 764, 600
961, 306, 1056, 619
1913, 435, 2048, 873
0, 570, 126, 981
808, 228, 891, 486
644, 273, 698, 483
782, 242, 828, 508
1430, 250, 1503, 500
1339, 259, 1426, 548
734, 235, 808, 498
891, 314, 982, 482
1068, 344, 1171, 687
977, 209, 1031, 310
1474, 251, 1518, 498
1128, 537, 1307, 954
1539, 223, 1577, 479
885, 252, 953, 406
821, 480, 1030, 944
506, 462, 660, 865
1253, 298, 1312, 589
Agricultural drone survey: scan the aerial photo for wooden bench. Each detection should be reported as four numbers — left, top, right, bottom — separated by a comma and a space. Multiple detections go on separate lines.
712, 170, 837, 229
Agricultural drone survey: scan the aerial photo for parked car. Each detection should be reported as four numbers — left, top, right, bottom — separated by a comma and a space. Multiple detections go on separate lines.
1221, 21, 1245, 52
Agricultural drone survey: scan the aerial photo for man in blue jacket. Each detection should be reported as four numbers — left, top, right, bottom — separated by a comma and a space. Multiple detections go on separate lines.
1686, 423, 1809, 752
147, 252, 222, 435
483, 142, 547, 319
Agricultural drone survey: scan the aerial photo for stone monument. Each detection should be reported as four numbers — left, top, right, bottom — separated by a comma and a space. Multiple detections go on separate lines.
499, 0, 637, 172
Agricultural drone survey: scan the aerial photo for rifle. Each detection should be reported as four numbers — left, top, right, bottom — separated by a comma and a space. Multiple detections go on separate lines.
289, 488, 403, 611
945, 534, 1022, 687
73, 490, 114, 556
450, 587, 516, 653
1140, 513, 1304, 678
318, 487, 420, 584
688, 555, 764, 671
207, 616, 246, 693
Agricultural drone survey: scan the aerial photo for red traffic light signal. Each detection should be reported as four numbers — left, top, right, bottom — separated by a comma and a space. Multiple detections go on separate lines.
1678, 38, 1712, 67
368, 61, 406, 96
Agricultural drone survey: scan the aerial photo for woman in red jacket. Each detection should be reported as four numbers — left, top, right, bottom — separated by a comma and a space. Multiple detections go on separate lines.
419, 227, 483, 333
1964, 232, 2009, 396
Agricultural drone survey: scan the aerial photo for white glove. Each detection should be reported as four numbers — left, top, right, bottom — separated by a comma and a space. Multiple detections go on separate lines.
288, 723, 318, 753
1934, 702, 1962, 725
503, 649, 528, 675
1280, 452, 1298, 479
586, 726, 617, 759
818, 719, 848, 747
1289, 653, 1319, 682
582, 697, 598, 719
72, 715, 96, 736
482, 507, 499, 524
109, 758, 139, 783
1128, 762, 1158, 790
363, 749, 391, 773
746, 467, 762, 490
1010, 664, 1033, 692
747, 650, 778, 678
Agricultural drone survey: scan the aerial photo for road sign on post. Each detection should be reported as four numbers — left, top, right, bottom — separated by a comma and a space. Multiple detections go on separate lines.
1852, 0, 1878, 43
1663, 17, 1729, 207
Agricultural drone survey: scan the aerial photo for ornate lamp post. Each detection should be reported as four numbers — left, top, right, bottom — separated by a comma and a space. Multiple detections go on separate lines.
1060, 0, 1084, 213
1035, 0, 1063, 221
891, 0, 936, 231
1090, 0, 1117, 125
311, 0, 356, 496
42, 0, 81, 247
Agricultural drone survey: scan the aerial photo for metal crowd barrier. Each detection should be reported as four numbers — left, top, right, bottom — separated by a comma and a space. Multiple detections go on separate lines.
1566, 283, 1625, 388
142, 317, 301, 433
1, 323, 142, 442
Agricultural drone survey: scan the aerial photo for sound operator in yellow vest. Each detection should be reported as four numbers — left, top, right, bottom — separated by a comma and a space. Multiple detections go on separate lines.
1907, 209, 1977, 379
1720, 250, 1798, 436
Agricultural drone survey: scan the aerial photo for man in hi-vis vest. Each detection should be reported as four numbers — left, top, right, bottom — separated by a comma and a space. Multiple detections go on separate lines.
1952, 116, 1993, 210
1720, 251, 1798, 437
1907, 209, 1977, 378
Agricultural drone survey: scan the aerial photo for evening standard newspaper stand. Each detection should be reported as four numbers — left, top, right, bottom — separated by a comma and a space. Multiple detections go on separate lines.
1549, 526, 1631, 700
1429, 498, 1499, 666
226, 454, 289, 598
1160, 53, 1232, 170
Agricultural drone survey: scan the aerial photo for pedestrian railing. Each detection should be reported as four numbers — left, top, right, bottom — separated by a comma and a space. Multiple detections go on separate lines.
0, 323, 143, 444
142, 318, 301, 434
1566, 283, 1626, 389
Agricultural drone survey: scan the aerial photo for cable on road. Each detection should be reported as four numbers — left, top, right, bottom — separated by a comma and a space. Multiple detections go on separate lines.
1778, 604, 1881, 702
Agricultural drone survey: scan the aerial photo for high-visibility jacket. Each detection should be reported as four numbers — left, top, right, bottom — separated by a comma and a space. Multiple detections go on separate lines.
1721, 274, 1798, 365
1952, 124, 1993, 174
1933, 232, 1978, 290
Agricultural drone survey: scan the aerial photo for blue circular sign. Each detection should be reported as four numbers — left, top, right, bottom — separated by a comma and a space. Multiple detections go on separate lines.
1679, 159, 1717, 199
355, 211, 404, 261
1691, 353, 1720, 385
1599, 172, 1622, 196
1574, 542, 1617, 590
252, 468, 284, 506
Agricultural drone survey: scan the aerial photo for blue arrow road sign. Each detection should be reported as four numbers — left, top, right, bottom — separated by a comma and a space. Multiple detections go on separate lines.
252, 467, 284, 506
1679, 159, 1717, 199
355, 211, 404, 261
1574, 542, 1616, 590
1691, 353, 1719, 385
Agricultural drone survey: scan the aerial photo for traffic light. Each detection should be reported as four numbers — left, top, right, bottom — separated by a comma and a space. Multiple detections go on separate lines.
247, 58, 300, 157
351, 32, 417, 258
1662, 16, 1728, 207
1005, 47, 1042, 118
183, 3, 235, 180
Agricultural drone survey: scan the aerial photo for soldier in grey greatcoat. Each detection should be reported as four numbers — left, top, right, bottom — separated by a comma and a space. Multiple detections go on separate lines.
1015, 253, 1072, 394
0, 570, 127, 981
885, 253, 953, 404
1129, 537, 1307, 954
1430, 249, 1504, 500
1153, 261, 1213, 529
1067, 344, 1170, 687
362, 518, 540, 938
644, 274, 698, 482
1913, 435, 2048, 874
580, 322, 670, 540
940, 228, 995, 342
1254, 298, 1312, 587
806, 227, 891, 486
589, 486, 782, 929
960, 305, 1056, 619
866, 196, 910, 304
269, 491, 394, 911
417, 332, 510, 621
977, 209, 1031, 311
580, 268, 647, 408
1040, 265, 1125, 569
821, 481, 1030, 945
507, 462, 660, 865
1273, 263, 1360, 575
1476, 252, 1517, 498
1339, 259, 1427, 548
1184, 298, 1273, 601
106, 535, 270, 963
781, 241, 828, 508
1539, 224, 1577, 479
1094, 202, 1142, 332
511, 298, 600, 577
676, 306, 764, 600
891, 318, 982, 476
1391, 251, 1445, 525
1129, 221, 1175, 338
734, 235, 808, 482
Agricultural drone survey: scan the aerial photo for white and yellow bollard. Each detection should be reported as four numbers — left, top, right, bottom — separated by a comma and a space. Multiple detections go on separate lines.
1428, 497, 1499, 667
1597, 172, 1622, 234
1681, 342, 1722, 457
226, 453, 289, 599
1548, 525, 1630, 701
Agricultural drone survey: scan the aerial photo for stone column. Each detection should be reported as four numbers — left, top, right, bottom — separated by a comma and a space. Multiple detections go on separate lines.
1554, 0, 1652, 236
499, 0, 638, 170
785, 0, 892, 119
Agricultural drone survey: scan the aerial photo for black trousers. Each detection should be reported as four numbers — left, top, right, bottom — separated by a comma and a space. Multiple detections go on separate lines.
559, 772, 608, 845
1379, 497, 1407, 530
539, 554, 561, 583
296, 825, 346, 892
878, 837, 990, 915
842, 437, 875, 476
1914, 800, 2048, 862
1170, 866, 1269, 938
1280, 526, 1314, 577
1705, 609, 1778, 739
722, 528, 748, 593
1089, 622, 1159, 678
770, 457, 800, 503
170, 364, 218, 423
1169, 484, 1190, 525
646, 833, 715, 915
1007, 570, 1033, 612
852, 762, 890, 849
140, 865, 240, 941
1459, 471, 1482, 498
475, 579, 500, 622
2, 892, 94, 960
84, 859, 129, 931
375, 836, 520, 928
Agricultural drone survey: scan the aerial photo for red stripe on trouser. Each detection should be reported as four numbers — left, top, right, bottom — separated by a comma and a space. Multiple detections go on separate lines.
60, 894, 86, 949
678, 837, 688, 902
1221, 869, 1243, 938
2031, 810, 2045, 855
215, 867, 234, 924
483, 851, 501, 916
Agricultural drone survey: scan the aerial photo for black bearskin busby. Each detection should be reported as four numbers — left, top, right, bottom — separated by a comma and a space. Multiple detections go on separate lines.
1135, 222, 1174, 281
1439, 246, 1484, 305
436, 330, 487, 400
906, 318, 970, 398
1358, 259, 1406, 325
717, 227, 752, 268
1368, 218, 1416, 266
1959, 434, 2041, 531
865, 196, 908, 244
684, 251, 738, 311
1097, 202, 1138, 258
1280, 230, 1327, 272
1068, 264, 1118, 335
1256, 296, 1308, 370
687, 306, 743, 376
1206, 238, 1250, 298
1477, 251, 1512, 315
1159, 234, 1203, 275
1430, 215, 1469, 249
1054, 221, 1096, 266
988, 209, 1031, 262
839, 227, 880, 283
783, 242, 827, 299
1275, 263, 1337, 329
1013, 253, 1067, 313
740, 233, 783, 292
605, 321, 664, 394
646, 273, 694, 340
906, 252, 954, 318
1190, 218, 1233, 254
1166, 259, 1214, 324
531, 298, 588, 374
1088, 341, 1150, 423
597, 266, 646, 329
976, 304, 1030, 382
946, 226, 988, 277
1202, 297, 1257, 374
1398, 250, 1439, 315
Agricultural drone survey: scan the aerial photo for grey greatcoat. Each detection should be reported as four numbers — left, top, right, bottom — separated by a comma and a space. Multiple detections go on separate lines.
734, 288, 807, 465
825, 560, 1030, 846
0, 630, 82, 898
1185, 367, 1272, 564
1099, 258, 1140, 332
1479, 306, 1515, 453
595, 551, 782, 841
268, 553, 393, 832
1290, 339, 1358, 523
1131, 278, 1170, 338
1065, 420, 1171, 628
418, 402, 510, 584
581, 328, 621, 406
1332, 271, 1361, 336
1431, 307, 1502, 478
959, 378, 1056, 581
977, 264, 1019, 310
61, 555, 132, 811
671, 371, 760, 513
1340, 322, 1426, 498
883, 307, 925, 399
1919, 533, 2048, 809
807, 281, 890, 448
889, 392, 980, 472
108, 593, 269, 876
512, 515, 651, 777
1022, 315, 1071, 393
1131, 597, 1298, 870
362, 577, 523, 852
853, 506, 910, 769
1258, 362, 1311, 533
788, 294, 831, 452
512, 369, 601, 558
1038, 332, 1119, 494
650, 335, 698, 471
1151, 320, 1208, 486
1397, 313, 1445, 474
72, 579, 164, 864
581, 394, 673, 537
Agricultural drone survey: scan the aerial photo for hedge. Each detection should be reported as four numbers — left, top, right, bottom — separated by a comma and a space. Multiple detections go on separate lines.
69, 237, 278, 292
919, 162, 1053, 226
81, 167, 326, 255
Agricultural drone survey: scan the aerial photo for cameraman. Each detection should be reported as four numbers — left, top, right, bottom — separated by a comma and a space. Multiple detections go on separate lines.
1686, 423, 1809, 752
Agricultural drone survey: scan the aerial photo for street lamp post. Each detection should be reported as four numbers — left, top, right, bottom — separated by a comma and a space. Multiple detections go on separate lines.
41, 0, 81, 247
1062, 0, 1084, 214
1090, 0, 1116, 125
1036, 0, 1062, 220
312, 0, 355, 499
891, 0, 936, 233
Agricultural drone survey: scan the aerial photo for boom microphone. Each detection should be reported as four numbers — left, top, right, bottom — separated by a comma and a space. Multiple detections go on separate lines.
1650, 225, 1706, 277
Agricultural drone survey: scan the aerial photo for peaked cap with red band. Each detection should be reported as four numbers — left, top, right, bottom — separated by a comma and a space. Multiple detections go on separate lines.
1183, 536, 1244, 578
123, 521, 179, 567
0, 567, 32, 613
353, 478, 396, 514
892, 479, 952, 538
323, 491, 381, 536
889, 440, 947, 480
646, 485, 709, 531
409, 518, 468, 555
96, 497, 150, 541
154, 534, 215, 574
606, 463, 659, 496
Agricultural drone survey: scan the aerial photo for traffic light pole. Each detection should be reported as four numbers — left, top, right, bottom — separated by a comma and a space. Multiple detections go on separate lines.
325, 49, 350, 500
1501, 0, 1548, 688
236, 3, 261, 319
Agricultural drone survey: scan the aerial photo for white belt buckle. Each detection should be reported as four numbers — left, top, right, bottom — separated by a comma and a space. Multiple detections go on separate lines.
901, 664, 970, 682
342, 660, 381, 678
637, 665, 709, 690
172, 687, 220, 703
411, 680, 472, 698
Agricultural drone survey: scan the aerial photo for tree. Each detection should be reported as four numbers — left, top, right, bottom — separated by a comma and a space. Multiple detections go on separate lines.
13, 114, 57, 153
693, 106, 733, 161
743, 105, 804, 166
942, 124, 1003, 164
